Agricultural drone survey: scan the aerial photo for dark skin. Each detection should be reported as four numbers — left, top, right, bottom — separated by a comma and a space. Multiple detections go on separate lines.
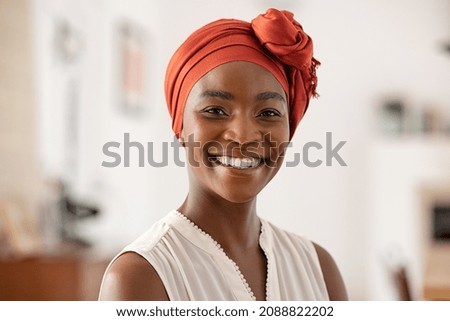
99, 61, 348, 301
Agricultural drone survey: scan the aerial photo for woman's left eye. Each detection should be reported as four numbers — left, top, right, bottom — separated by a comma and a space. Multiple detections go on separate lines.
258, 109, 281, 118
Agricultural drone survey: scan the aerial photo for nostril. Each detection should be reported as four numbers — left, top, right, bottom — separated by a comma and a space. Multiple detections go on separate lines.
223, 123, 263, 144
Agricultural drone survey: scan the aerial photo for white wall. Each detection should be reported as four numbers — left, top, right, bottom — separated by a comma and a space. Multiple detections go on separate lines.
367, 138, 450, 300
33, 0, 450, 299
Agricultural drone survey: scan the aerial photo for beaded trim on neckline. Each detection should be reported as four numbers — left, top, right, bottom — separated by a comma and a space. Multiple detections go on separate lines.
174, 210, 269, 301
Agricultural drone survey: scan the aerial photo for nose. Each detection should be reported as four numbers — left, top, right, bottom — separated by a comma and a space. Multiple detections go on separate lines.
223, 115, 262, 144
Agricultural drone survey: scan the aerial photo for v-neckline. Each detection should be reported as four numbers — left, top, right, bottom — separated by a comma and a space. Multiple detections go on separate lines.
172, 210, 270, 300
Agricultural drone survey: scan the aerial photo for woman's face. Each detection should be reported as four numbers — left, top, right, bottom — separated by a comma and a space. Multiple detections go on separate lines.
181, 61, 290, 203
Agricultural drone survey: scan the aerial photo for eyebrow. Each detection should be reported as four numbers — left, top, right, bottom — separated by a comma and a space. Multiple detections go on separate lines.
200, 90, 234, 100
256, 91, 286, 102
200, 90, 286, 103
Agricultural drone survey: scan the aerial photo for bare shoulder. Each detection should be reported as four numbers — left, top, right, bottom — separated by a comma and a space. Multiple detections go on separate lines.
313, 242, 349, 301
98, 252, 169, 301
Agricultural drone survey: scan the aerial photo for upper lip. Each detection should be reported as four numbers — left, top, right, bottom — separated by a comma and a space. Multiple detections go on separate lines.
208, 154, 268, 164
208, 153, 267, 159
206, 142, 272, 160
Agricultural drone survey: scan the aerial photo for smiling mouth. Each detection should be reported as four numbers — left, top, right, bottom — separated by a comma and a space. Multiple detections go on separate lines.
211, 155, 263, 169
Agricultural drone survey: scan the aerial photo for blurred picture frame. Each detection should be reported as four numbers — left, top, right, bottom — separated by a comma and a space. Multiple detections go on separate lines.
420, 182, 450, 247
116, 20, 149, 116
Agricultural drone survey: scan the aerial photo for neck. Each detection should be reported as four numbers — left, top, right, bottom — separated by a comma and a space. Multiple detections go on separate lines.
178, 188, 261, 254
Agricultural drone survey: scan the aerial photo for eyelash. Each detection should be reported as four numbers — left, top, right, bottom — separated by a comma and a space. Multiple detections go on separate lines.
258, 109, 281, 118
201, 107, 281, 119
202, 106, 228, 116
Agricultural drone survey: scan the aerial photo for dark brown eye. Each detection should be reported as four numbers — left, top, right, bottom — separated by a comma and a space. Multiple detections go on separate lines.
202, 106, 228, 117
258, 109, 281, 118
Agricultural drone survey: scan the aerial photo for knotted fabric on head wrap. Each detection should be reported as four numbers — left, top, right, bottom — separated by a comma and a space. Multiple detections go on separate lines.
165, 8, 319, 139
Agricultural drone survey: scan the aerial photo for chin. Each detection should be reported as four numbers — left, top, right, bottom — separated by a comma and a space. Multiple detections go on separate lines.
219, 193, 258, 204
214, 184, 263, 204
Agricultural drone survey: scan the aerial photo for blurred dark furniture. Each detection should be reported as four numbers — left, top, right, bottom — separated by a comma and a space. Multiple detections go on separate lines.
393, 265, 412, 301
0, 248, 111, 300
423, 244, 450, 300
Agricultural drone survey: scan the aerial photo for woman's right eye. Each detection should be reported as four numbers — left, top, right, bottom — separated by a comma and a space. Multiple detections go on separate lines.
202, 106, 227, 116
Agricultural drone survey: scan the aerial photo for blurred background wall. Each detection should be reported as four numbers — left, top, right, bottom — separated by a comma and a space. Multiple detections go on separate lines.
1, 0, 449, 300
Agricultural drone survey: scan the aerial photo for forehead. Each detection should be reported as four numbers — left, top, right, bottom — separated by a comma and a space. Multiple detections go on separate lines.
191, 61, 286, 98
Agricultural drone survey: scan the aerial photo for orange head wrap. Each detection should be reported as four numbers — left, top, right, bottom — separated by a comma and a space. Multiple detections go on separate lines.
165, 8, 319, 139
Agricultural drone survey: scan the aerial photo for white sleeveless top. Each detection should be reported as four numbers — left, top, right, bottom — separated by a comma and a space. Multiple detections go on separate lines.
100, 210, 329, 300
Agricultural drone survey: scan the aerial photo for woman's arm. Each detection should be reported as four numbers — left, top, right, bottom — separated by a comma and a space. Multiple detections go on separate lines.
313, 243, 349, 301
98, 252, 169, 301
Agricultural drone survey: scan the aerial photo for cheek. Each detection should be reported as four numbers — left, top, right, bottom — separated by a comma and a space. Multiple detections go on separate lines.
182, 129, 215, 169
181, 113, 216, 140
182, 121, 225, 163
267, 119, 290, 144
265, 122, 289, 167
280, 118, 291, 140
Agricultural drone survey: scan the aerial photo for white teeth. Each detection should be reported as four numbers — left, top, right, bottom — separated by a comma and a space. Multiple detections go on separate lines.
215, 156, 261, 169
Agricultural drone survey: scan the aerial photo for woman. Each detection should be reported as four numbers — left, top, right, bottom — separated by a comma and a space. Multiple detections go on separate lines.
99, 8, 347, 301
